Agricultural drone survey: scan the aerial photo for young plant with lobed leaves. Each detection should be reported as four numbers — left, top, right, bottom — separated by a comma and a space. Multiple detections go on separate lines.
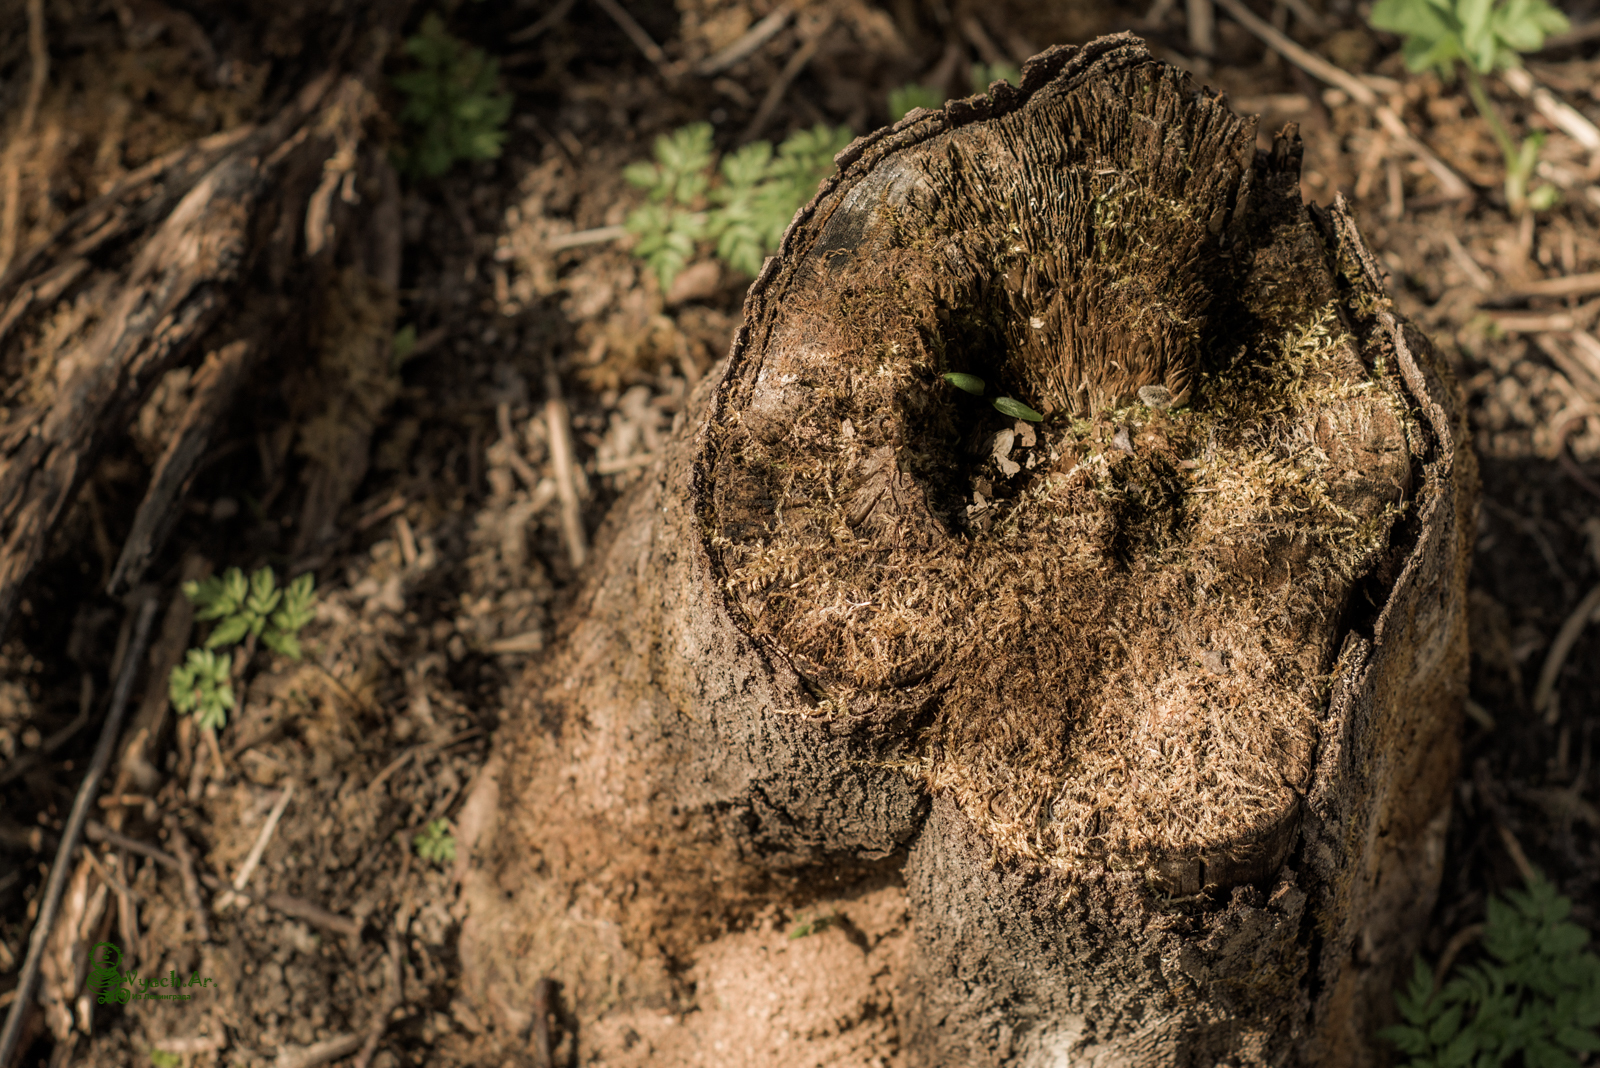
1379, 870, 1600, 1067
624, 121, 855, 290
1369, 0, 1569, 215
413, 819, 457, 866
168, 567, 317, 732
392, 12, 511, 178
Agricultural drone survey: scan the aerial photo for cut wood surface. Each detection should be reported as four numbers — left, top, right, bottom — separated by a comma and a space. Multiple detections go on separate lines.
461, 33, 1477, 1066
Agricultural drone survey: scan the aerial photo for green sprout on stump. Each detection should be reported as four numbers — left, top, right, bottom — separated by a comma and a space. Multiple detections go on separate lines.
392, 12, 511, 178
942, 372, 1044, 422
1378, 870, 1600, 1067
413, 819, 457, 866
1369, 0, 1569, 215
168, 567, 317, 732
623, 121, 855, 290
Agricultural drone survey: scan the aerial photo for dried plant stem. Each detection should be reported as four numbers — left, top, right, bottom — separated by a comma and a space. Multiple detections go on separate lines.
1532, 581, 1600, 724
216, 780, 294, 910
741, 14, 835, 143
0, 595, 158, 1068
0, 0, 48, 277
698, 4, 792, 74
545, 387, 589, 570
1212, 0, 1471, 199
588, 0, 671, 74
166, 824, 212, 942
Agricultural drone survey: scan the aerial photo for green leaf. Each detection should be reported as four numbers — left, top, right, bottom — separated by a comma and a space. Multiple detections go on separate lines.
413, 819, 457, 866
943, 372, 987, 395
993, 397, 1044, 422
167, 649, 234, 731
204, 614, 251, 649
887, 83, 944, 122
970, 61, 1020, 94
1379, 1024, 1434, 1056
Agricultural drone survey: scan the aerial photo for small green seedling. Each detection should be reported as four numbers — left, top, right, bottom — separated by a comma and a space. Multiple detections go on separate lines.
169, 567, 317, 732
413, 819, 456, 866
1369, 0, 1569, 214
185, 568, 317, 660
168, 648, 234, 732
392, 12, 511, 178
788, 911, 837, 940
624, 121, 854, 289
148, 1051, 182, 1068
1377, 870, 1600, 1067
941, 373, 1044, 422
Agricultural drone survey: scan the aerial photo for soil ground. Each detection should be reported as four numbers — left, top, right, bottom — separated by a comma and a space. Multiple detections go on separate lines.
1, 0, 1598, 1066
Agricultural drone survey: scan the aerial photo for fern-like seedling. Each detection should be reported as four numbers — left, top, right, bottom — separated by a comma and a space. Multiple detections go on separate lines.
413, 819, 457, 866
171, 567, 318, 731
168, 649, 234, 732
624, 122, 854, 290
392, 12, 511, 178
1378, 871, 1600, 1068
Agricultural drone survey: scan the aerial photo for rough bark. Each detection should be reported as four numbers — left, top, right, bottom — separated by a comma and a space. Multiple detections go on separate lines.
0, 4, 409, 636
462, 33, 1476, 1067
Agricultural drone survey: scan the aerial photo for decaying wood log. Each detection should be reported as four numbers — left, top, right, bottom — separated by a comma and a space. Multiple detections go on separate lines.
462, 33, 1475, 1066
0, 7, 410, 635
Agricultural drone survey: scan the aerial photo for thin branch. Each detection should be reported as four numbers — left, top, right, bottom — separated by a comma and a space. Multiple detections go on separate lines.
588, 0, 671, 74
0, 595, 159, 1068
509, 0, 577, 44
741, 14, 836, 144
0, 0, 48, 277
698, 5, 792, 74
1532, 581, 1600, 724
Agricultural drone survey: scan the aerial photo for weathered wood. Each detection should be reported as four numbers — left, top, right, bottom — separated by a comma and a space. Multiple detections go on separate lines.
459, 32, 1474, 1066
0, 7, 411, 637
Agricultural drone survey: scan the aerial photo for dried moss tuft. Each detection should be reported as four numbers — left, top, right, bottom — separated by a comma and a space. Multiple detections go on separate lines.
703, 61, 1419, 886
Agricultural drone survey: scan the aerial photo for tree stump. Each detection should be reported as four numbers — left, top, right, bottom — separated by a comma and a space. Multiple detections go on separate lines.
461, 33, 1476, 1066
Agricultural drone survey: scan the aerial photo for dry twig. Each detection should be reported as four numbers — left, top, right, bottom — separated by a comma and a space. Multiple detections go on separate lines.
588, 0, 671, 74
0, 596, 158, 1067
216, 780, 294, 910
545, 375, 589, 570
697, 4, 792, 74
165, 822, 211, 942
0, 0, 47, 276
1532, 581, 1600, 725
1212, 0, 1472, 199
741, 13, 837, 143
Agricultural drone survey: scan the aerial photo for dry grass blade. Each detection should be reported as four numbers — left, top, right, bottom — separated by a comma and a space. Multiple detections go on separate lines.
510, 0, 577, 44
1500, 67, 1600, 151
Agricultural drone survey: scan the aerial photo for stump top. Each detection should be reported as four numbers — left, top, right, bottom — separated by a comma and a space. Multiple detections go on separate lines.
699, 37, 1417, 889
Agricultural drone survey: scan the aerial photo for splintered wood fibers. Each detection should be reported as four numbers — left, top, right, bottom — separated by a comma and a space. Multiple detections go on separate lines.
707, 65, 1417, 885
